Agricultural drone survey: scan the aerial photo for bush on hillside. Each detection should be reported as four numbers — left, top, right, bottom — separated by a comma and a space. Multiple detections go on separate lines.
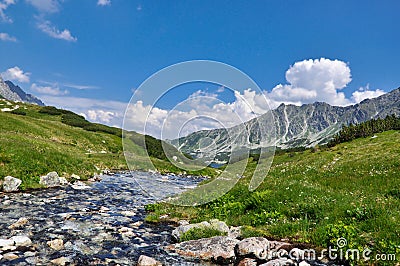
38, 106, 62, 115
10, 109, 26, 116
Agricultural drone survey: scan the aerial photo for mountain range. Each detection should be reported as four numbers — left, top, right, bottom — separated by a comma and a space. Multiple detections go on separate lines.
0, 76, 44, 106
171, 87, 400, 162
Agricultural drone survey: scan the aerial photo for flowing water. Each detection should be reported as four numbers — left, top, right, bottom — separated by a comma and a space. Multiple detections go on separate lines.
0, 172, 210, 265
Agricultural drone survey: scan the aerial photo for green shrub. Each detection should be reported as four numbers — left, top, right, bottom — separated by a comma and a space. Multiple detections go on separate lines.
38, 106, 62, 115
61, 113, 90, 128
10, 109, 26, 116
180, 227, 227, 242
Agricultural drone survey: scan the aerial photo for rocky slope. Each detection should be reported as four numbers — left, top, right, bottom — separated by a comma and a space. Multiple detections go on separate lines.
0, 76, 44, 105
172, 87, 400, 161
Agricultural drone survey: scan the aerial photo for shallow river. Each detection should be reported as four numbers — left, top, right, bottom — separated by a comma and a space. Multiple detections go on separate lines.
0, 172, 210, 265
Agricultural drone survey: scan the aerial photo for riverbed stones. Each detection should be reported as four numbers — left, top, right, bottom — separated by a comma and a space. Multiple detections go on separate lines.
47, 238, 64, 250
8, 217, 28, 229
137, 255, 162, 266
171, 219, 230, 241
165, 236, 239, 264
2, 252, 19, 260
39, 172, 62, 187
2, 176, 22, 192
235, 237, 270, 260
0, 239, 14, 247
70, 180, 91, 190
10, 235, 32, 247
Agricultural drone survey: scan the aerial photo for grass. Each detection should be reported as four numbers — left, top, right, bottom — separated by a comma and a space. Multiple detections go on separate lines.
146, 130, 400, 265
0, 100, 216, 190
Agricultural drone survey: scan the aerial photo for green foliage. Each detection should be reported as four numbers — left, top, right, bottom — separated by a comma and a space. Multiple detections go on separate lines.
10, 109, 27, 116
328, 114, 400, 147
179, 227, 227, 242
61, 113, 90, 127
38, 106, 63, 115
320, 221, 358, 249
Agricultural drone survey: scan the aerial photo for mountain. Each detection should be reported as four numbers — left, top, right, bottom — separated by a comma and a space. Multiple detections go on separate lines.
0, 76, 44, 106
171, 87, 400, 161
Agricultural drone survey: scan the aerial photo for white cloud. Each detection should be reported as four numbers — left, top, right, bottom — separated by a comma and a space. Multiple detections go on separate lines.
87, 110, 115, 123
26, 0, 60, 13
0, 0, 16, 23
37, 19, 77, 42
63, 83, 98, 90
97, 0, 111, 6
0, 32, 17, 42
1, 66, 31, 83
31, 83, 68, 95
124, 89, 270, 139
351, 85, 385, 103
267, 58, 352, 107
39, 95, 127, 127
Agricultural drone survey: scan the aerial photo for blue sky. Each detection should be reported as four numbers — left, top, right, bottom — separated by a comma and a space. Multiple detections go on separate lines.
1, 0, 399, 138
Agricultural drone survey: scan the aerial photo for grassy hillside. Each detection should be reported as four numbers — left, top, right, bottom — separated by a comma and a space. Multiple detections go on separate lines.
147, 130, 400, 264
0, 100, 215, 189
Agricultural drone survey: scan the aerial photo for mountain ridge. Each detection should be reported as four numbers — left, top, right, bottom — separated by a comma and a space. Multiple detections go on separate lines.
0, 76, 44, 106
172, 87, 400, 161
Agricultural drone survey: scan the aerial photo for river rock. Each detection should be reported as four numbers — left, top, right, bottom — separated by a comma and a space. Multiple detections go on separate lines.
2, 176, 22, 192
10, 235, 32, 247
51, 256, 70, 265
137, 255, 162, 266
70, 180, 91, 190
8, 217, 28, 229
165, 236, 239, 264
39, 172, 62, 187
235, 237, 270, 260
259, 258, 295, 266
238, 257, 258, 266
2, 252, 19, 261
47, 238, 64, 250
172, 219, 229, 241
0, 238, 14, 247
71, 174, 81, 180
59, 176, 69, 186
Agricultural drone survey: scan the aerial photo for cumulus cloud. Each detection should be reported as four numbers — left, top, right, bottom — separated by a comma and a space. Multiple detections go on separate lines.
37, 19, 77, 42
31, 83, 68, 95
267, 58, 352, 107
87, 110, 115, 123
97, 0, 111, 6
39, 95, 127, 127
351, 85, 385, 103
0, 32, 17, 42
0, 0, 16, 23
1, 66, 31, 83
26, 0, 60, 13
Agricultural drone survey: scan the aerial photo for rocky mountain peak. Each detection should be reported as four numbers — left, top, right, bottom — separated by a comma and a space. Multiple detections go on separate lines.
0, 76, 44, 106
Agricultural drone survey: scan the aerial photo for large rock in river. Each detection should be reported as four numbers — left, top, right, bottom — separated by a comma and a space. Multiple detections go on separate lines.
2, 176, 22, 192
39, 172, 64, 188
165, 236, 239, 264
